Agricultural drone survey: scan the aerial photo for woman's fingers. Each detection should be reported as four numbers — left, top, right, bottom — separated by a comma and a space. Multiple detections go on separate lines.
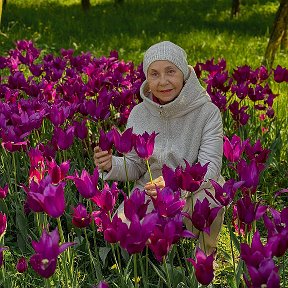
93, 146, 112, 171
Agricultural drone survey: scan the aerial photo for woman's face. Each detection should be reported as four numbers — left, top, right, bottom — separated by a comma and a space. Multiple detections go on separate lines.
147, 60, 184, 105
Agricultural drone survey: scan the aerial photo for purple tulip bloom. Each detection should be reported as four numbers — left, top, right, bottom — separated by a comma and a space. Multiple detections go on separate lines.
189, 198, 221, 235
244, 139, 270, 165
52, 126, 75, 150
0, 212, 7, 237
91, 182, 119, 213
228, 101, 250, 126
237, 159, 263, 193
68, 168, 99, 199
72, 203, 92, 228
73, 119, 88, 140
162, 164, 181, 192
240, 230, 272, 267
113, 127, 134, 154
16, 257, 28, 273
124, 188, 150, 221
223, 134, 248, 163
244, 258, 280, 288
28, 180, 66, 218
0, 247, 8, 267
98, 129, 114, 151
206, 179, 244, 207
187, 247, 215, 286
119, 213, 159, 254
30, 227, 75, 278
133, 131, 158, 160
151, 187, 185, 218
178, 161, 208, 193
149, 215, 195, 262
236, 195, 267, 226
102, 214, 128, 244
0, 184, 8, 199
96, 281, 110, 288
273, 65, 288, 83
47, 158, 70, 184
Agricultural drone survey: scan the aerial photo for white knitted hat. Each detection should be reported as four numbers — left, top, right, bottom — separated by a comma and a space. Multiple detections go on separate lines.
143, 41, 189, 80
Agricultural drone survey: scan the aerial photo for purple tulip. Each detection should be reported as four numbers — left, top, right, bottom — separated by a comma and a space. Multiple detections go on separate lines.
133, 131, 158, 160
113, 127, 134, 154
52, 126, 75, 150
162, 164, 181, 192
0, 212, 7, 237
228, 101, 250, 126
187, 247, 215, 286
119, 213, 159, 254
188, 198, 221, 235
30, 227, 75, 278
151, 187, 185, 218
0, 184, 8, 199
244, 139, 270, 165
273, 65, 288, 83
91, 182, 119, 213
68, 168, 99, 199
206, 179, 244, 207
102, 214, 128, 244
178, 161, 208, 193
98, 129, 114, 151
236, 195, 267, 226
47, 158, 70, 184
123, 188, 150, 221
71, 203, 91, 228
28, 180, 66, 218
236, 159, 263, 193
223, 134, 248, 163
240, 231, 272, 267
16, 257, 28, 273
73, 119, 88, 140
244, 258, 280, 288
96, 281, 110, 288
149, 215, 195, 262
0, 247, 8, 267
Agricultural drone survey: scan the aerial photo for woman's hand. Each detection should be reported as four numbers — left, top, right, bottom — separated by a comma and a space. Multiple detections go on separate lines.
144, 176, 165, 197
93, 146, 112, 172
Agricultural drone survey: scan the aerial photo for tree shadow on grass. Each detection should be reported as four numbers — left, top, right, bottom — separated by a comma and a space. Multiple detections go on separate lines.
0, 0, 276, 58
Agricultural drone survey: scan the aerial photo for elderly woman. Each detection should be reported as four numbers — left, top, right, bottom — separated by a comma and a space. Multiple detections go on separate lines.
94, 41, 224, 255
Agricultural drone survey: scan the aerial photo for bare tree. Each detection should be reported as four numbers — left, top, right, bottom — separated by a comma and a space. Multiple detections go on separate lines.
263, 0, 288, 67
231, 0, 241, 18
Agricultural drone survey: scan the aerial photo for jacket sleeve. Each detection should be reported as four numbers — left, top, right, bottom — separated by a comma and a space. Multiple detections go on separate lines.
198, 106, 223, 181
104, 109, 147, 182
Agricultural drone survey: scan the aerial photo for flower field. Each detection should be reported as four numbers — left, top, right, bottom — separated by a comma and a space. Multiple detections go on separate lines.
0, 40, 288, 287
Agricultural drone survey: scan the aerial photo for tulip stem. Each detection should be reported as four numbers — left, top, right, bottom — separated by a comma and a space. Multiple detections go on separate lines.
145, 159, 153, 183
133, 254, 139, 288
283, 255, 286, 288
84, 228, 98, 281
123, 155, 130, 196
57, 217, 69, 286
44, 278, 51, 288
226, 207, 236, 280
163, 256, 172, 288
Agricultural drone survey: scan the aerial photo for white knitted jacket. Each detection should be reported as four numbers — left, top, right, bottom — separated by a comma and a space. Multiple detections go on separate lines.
104, 66, 223, 191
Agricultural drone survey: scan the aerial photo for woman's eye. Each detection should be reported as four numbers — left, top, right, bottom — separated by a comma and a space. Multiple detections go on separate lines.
167, 70, 175, 74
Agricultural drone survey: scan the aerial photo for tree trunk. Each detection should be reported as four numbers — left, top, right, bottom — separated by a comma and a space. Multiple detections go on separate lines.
115, 0, 124, 5
231, 0, 241, 18
0, 0, 3, 27
81, 0, 90, 10
280, 17, 288, 50
263, 0, 288, 68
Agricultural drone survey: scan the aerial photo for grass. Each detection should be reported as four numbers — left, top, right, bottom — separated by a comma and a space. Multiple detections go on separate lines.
1, 0, 287, 69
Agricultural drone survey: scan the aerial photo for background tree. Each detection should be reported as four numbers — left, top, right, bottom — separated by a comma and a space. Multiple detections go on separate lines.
81, 0, 91, 10
263, 0, 288, 67
231, 0, 241, 18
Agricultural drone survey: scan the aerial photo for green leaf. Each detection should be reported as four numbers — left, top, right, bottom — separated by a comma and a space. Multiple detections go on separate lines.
99, 246, 111, 265
149, 259, 167, 285
230, 231, 241, 253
